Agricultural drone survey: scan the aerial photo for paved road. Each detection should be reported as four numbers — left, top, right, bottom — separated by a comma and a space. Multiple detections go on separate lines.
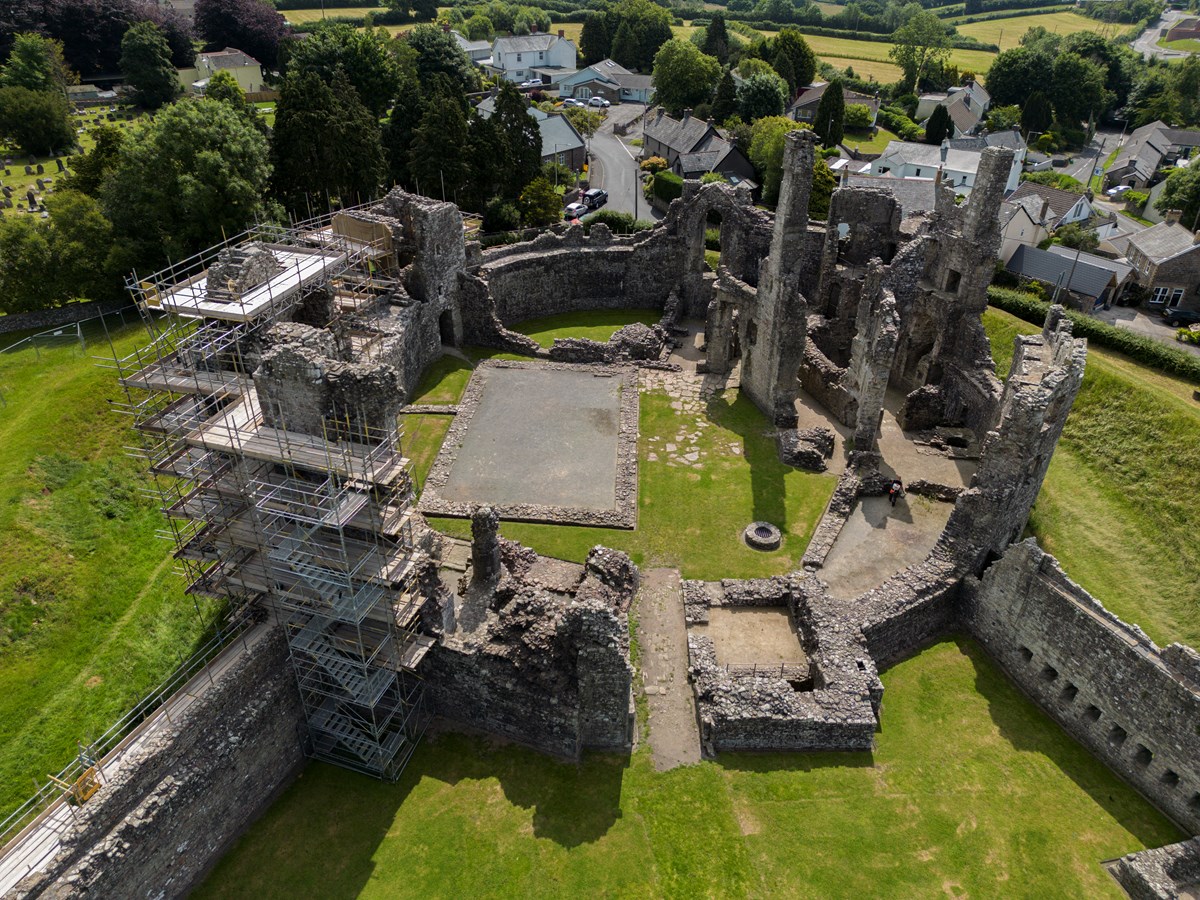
1132, 10, 1193, 60
587, 103, 661, 222
1094, 306, 1200, 357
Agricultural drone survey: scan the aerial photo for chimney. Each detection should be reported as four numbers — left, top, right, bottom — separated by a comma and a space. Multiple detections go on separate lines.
1166, 209, 1182, 226
940, 138, 949, 163
531, 23, 538, 33
558, 29, 565, 38
683, 108, 692, 121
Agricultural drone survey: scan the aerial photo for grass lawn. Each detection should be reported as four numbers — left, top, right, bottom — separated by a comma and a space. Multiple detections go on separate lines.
984, 307, 1200, 648
956, 11, 1116, 51
1160, 37, 1200, 52
281, 6, 384, 23
196, 638, 1180, 899
842, 125, 899, 154
507, 308, 662, 349
401, 414, 453, 491
408, 354, 473, 404
0, 324, 217, 820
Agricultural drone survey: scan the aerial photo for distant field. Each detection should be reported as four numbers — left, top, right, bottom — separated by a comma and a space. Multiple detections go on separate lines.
281, 6, 384, 23
956, 11, 1121, 51
1160, 36, 1200, 52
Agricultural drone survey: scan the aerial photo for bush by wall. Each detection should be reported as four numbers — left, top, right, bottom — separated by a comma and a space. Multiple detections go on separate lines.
877, 106, 923, 141
988, 286, 1200, 384
652, 171, 683, 204
583, 210, 654, 234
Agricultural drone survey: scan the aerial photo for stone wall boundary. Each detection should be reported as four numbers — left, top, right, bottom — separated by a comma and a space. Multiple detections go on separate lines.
0, 299, 133, 339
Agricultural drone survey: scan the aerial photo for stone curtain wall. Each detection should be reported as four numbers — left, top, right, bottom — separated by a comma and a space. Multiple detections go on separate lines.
962, 540, 1200, 834
15, 625, 306, 899
0, 299, 132, 338
1112, 837, 1200, 899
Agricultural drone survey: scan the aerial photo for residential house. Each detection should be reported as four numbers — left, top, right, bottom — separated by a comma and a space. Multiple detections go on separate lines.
1102, 121, 1200, 190
1006, 182, 1097, 230
475, 95, 587, 170
65, 84, 102, 102
869, 138, 1022, 193
915, 82, 990, 137
452, 31, 493, 65
1006, 244, 1123, 310
844, 173, 938, 218
488, 31, 576, 84
557, 59, 653, 104
177, 48, 264, 95
1123, 218, 1200, 310
1047, 245, 1134, 303
643, 109, 756, 188
787, 82, 880, 128
998, 196, 1050, 263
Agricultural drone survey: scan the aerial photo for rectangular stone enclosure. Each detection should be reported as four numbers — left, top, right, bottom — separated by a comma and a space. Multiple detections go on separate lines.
419, 360, 639, 527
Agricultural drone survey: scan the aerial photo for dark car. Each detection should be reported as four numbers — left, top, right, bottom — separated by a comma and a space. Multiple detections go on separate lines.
583, 188, 608, 209
1161, 307, 1200, 327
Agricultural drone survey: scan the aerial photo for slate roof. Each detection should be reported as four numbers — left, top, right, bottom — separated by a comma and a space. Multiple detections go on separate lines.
1007, 245, 1115, 299
645, 111, 713, 155
1007, 182, 1087, 225
949, 129, 1025, 153
1047, 245, 1133, 283
787, 82, 880, 115
1163, 127, 1200, 148
1125, 222, 1200, 262
845, 174, 938, 216
474, 98, 584, 157
199, 47, 260, 69
944, 94, 980, 134
876, 140, 982, 174
493, 34, 567, 54
1110, 121, 1173, 181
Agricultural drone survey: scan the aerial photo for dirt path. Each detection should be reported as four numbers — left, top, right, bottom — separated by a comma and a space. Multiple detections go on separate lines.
635, 568, 701, 771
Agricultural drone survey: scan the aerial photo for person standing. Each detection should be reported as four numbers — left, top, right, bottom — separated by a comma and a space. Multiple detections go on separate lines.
889, 477, 903, 507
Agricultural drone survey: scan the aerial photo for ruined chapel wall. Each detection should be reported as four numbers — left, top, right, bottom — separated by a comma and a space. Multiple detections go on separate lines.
15, 625, 305, 900
962, 540, 1200, 834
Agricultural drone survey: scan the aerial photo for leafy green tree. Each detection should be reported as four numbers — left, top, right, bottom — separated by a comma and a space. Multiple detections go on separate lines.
102, 98, 272, 270
711, 69, 737, 123
748, 115, 805, 204
774, 29, 816, 90
519, 176, 561, 225
610, 21, 638, 70
195, 0, 287, 68
888, 11, 950, 90
701, 13, 730, 64
580, 11, 612, 65
809, 154, 834, 220
983, 47, 1053, 107
405, 24, 476, 94
493, 81, 543, 199
844, 103, 873, 129
1156, 165, 1200, 231
563, 105, 603, 139
205, 68, 266, 133
737, 72, 788, 122
0, 86, 74, 155
1053, 223, 1099, 252
0, 34, 77, 93
652, 40, 721, 115
465, 14, 494, 40
0, 189, 115, 313
813, 79, 845, 147
409, 82, 470, 202
383, 87, 422, 188
272, 69, 386, 213
119, 21, 179, 110
59, 125, 125, 196
605, 0, 673, 71
283, 23, 402, 117
737, 57, 777, 80
482, 197, 521, 232
1021, 91, 1053, 135
924, 103, 950, 144
985, 103, 1021, 132
772, 50, 796, 98
1050, 52, 1110, 127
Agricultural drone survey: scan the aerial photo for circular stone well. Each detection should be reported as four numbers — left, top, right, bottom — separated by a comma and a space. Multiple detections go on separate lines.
743, 521, 782, 551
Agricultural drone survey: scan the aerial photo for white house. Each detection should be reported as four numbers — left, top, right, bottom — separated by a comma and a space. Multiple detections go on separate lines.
451, 30, 493, 65
915, 82, 991, 137
177, 48, 264, 95
1006, 182, 1096, 230
557, 59, 652, 104
869, 139, 1023, 194
489, 31, 577, 84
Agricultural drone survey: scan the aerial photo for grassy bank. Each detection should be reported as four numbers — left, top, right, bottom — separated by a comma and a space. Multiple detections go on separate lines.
984, 307, 1200, 648
197, 638, 1180, 898
0, 326, 216, 820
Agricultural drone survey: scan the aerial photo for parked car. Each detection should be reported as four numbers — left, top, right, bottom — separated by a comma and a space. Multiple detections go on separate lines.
1105, 184, 1132, 198
1161, 307, 1200, 327
563, 202, 589, 220
583, 188, 608, 209
520, 79, 543, 89
588, 97, 611, 108
561, 98, 585, 108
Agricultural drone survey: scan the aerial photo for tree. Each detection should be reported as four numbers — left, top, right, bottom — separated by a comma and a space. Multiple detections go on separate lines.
774, 29, 816, 90
283, 23, 402, 117
59, 125, 124, 196
652, 40, 721, 115
983, 47, 1053, 107
205, 68, 266, 133
888, 11, 950, 90
0, 86, 74, 155
383, 87, 423, 188
412, 0, 439, 22
748, 115, 805, 205
844, 103, 873, 130
0, 34, 77, 93
712, 69, 737, 123
492, 81, 543, 199
1050, 52, 1110, 127
195, 0, 287, 67
809, 155, 835, 220
405, 24, 476, 95
1021, 91, 1053, 136
102, 98, 272, 270
563, 105, 603, 139
924, 104, 950, 144
1156, 165, 1200, 232
272, 69, 385, 213
610, 20, 638, 70
701, 13, 730, 65
580, 11, 612, 65
409, 83, 470, 202
812, 79, 845, 147
518, 176, 561, 225
1053, 223, 1099, 252
985, 103, 1020, 132
605, 0, 673, 72
0, 189, 115, 313
737, 72, 788, 122
29, 0, 195, 76
119, 22, 180, 110
465, 14, 494, 41
772, 50, 796, 98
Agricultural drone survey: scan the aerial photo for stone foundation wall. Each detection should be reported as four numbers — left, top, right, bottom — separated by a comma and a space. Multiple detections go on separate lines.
14, 625, 305, 899
1111, 837, 1200, 899
962, 540, 1200, 833
858, 556, 963, 669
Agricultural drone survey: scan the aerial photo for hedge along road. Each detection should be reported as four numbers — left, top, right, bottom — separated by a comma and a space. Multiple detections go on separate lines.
586, 103, 661, 221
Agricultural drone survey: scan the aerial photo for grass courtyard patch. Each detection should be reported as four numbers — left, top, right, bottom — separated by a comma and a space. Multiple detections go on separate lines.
196, 638, 1180, 898
0, 325, 216, 820
508, 308, 663, 349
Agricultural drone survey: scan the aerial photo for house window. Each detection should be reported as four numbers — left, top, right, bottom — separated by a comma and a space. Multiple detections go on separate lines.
1170, 287, 1184, 307
915, 168, 922, 177
539, 51, 544, 60
516, 53, 522, 62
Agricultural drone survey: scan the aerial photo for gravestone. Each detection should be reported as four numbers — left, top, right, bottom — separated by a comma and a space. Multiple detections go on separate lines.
36, 164, 43, 174
26, 189, 36, 209
56, 159, 64, 172
24, 165, 32, 175
4, 198, 12, 209
27, 155, 35, 166
3, 185, 12, 197
36, 179, 44, 191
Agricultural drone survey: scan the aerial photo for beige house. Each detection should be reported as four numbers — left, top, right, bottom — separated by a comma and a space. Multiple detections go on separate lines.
178, 48, 265, 95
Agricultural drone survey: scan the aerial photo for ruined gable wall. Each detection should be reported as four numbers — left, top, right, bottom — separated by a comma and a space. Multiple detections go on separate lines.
962, 540, 1200, 834
15, 626, 305, 900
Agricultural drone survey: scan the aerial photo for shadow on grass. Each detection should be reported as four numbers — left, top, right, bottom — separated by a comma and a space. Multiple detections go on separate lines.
705, 390, 787, 526
959, 634, 1183, 848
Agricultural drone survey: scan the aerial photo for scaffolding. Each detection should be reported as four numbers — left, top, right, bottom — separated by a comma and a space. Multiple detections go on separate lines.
105, 211, 432, 781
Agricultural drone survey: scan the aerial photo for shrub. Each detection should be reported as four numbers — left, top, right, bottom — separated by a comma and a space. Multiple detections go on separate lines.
877, 106, 922, 142
583, 210, 654, 234
844, 103, 873, 129
1020, 171, 1085, 193
652, 171, 684, 203
482, 198, 521, 233
1178, 327, 1200, 345
640, 156, 668, 174
988, 287, 1200, 383
1124, 190, 1148, 210
705, 227, 721, 250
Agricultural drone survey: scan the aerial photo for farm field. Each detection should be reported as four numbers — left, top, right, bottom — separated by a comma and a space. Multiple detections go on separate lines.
956, 10, 1123, 51
281, 6, 385, 24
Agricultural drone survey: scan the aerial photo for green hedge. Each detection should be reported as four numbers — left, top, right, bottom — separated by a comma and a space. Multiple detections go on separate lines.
877, 106, 923, 142
987, 287, 1200, 384
652, 172, 683, 203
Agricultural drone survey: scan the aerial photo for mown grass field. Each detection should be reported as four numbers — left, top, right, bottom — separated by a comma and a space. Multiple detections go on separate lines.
0, 324, 217, 821
281, 6, 386, 24
955, 10, 1118, 50
984, 307, 1200, 648
197, 637, 1179, 899
842, 125, 899, 154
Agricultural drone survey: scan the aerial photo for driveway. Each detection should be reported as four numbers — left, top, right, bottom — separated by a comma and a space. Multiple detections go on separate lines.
587, 103, 661, 221
1093, 306, 1200, 357
1132, 10, 1194, 60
